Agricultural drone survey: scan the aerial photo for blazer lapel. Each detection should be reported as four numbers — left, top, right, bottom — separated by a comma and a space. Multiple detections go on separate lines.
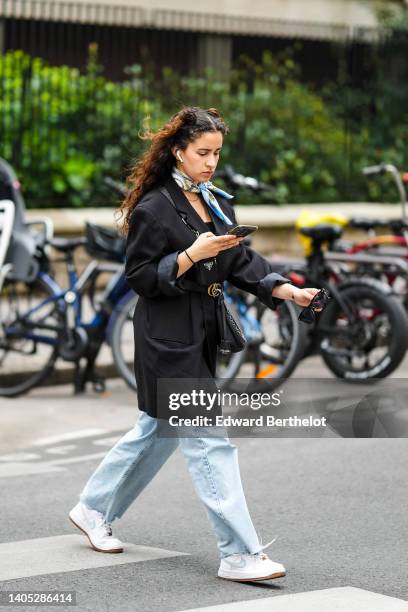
163, 177, 230, 237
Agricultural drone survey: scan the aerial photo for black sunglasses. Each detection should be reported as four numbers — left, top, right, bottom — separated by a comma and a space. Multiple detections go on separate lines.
298, 288, 330, 324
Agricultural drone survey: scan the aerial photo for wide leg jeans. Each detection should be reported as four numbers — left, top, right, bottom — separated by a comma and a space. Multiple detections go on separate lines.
79, 411, 263, 558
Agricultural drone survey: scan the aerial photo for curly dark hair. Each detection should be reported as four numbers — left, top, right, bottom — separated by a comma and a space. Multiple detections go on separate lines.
117, 106, 228, 234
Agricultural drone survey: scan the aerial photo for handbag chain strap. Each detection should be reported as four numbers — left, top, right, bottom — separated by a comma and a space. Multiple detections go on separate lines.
159, 186, 200, 238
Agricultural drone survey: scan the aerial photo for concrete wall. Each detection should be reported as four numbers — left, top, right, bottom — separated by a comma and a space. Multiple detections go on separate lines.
26, 201, 401, 288
45, 0, 377, 28
1, 0, 379, 40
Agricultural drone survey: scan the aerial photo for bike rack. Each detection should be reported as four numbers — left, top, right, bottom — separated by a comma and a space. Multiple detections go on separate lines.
0, 199, 15, 293
325, 251, 408, 275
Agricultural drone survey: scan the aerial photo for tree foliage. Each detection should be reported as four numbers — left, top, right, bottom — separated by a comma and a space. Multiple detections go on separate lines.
0, 45, 406, 207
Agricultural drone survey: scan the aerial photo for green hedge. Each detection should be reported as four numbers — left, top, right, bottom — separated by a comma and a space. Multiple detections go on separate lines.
0, 46, 407, 208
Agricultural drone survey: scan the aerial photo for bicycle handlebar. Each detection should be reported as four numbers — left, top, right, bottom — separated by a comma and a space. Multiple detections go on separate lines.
362, 164, 388, 176
214, 165, 276, 194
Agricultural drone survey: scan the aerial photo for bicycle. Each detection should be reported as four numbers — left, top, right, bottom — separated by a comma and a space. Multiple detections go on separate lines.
282, 222, 408, 381
297, 164, 408, 308
338, 164, 408, 307
0, 159, 136, 397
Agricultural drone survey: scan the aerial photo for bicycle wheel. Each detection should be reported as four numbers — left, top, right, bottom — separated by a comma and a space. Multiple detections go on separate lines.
110, 291, 138, 391
318, 282, 408, 380
0, 276, 59, 396
227, 299, 307, 393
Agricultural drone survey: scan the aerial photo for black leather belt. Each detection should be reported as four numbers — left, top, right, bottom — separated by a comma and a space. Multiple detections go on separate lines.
179, 280, 223, 298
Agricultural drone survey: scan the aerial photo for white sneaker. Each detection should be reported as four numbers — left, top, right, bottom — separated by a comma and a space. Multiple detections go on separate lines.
218, 535, 286, 582
218, 552, 286, 582
69, 501, 124, 553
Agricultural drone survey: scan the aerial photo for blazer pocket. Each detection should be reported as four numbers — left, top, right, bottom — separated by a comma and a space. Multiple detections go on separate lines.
147, 295, 192, 344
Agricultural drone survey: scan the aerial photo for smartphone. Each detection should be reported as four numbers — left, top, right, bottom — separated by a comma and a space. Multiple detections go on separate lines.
227, 224, 258, 238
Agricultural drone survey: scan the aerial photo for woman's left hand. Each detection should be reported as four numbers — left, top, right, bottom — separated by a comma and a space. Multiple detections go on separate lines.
292, 287, 322, 309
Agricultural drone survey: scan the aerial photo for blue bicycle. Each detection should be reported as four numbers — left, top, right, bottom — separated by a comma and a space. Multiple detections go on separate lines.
0, 159, 137, 396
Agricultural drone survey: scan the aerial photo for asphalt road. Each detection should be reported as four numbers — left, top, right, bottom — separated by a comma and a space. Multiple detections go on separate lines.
1, 357, 408, 611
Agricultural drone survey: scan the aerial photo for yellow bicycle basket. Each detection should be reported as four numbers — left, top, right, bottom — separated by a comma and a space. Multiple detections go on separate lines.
295, 210, 349, 256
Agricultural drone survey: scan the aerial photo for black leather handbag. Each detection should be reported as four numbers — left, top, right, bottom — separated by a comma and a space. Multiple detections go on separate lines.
215, 291, 247, 354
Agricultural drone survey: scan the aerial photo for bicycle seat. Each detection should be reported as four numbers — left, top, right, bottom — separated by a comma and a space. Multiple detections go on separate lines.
349, 217, 389, 230
49, 237, 86, 252
389, 219, 408, 235
298, 224, 343, 242
266, 258, 304, 275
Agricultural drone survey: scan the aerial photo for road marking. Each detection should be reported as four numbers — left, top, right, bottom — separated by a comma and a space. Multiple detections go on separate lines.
0, 452, 41, 462
45, 444, 77, 455
0, 534, 189, 581
0, 452, 106, 479
92, 436, 122, 447
51, 452, 107, 466
0, 462, 65, 478
32, 429, 108, 446
179, 587, 408, 611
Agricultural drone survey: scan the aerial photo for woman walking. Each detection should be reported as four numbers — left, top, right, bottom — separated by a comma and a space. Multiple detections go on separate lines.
69, 107, 319, 582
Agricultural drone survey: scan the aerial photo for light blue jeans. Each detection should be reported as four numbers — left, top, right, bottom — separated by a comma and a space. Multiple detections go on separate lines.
79, 411, 263, 558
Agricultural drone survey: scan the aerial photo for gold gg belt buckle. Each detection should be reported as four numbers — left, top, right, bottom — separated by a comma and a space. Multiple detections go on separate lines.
208, 283, 222, 298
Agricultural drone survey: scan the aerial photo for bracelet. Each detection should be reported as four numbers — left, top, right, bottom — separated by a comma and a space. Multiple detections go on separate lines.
184, 249, 195, 264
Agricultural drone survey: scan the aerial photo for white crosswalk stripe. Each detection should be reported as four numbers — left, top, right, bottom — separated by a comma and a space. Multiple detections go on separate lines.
0, 452, 41, 462
0, 461, 65, 478
0, 429, 127, 479
0, 534, 189, 581
0, 452, 107, 478
92, 436, 123, 447
45, 444, 77, 455
179, 587, 408, 612
32, 429, 108, 446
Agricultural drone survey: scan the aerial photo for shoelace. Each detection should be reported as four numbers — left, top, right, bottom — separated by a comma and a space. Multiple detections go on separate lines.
252, 535, 278, 561
227, 535, 278, 563
258, 534, 277, 552
89, 508, 113, 536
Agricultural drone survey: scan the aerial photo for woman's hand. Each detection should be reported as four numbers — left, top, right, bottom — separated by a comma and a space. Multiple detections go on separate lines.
272, 284, 322, 309
188, 232, 243, 262
292, 287, 322, 309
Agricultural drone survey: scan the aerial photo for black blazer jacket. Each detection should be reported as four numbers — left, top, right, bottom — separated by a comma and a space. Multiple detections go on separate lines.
125, 176, 290, 418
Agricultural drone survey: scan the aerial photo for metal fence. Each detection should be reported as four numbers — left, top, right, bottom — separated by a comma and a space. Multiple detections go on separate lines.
0, 0, 407, 207
1, 0, 377, 83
